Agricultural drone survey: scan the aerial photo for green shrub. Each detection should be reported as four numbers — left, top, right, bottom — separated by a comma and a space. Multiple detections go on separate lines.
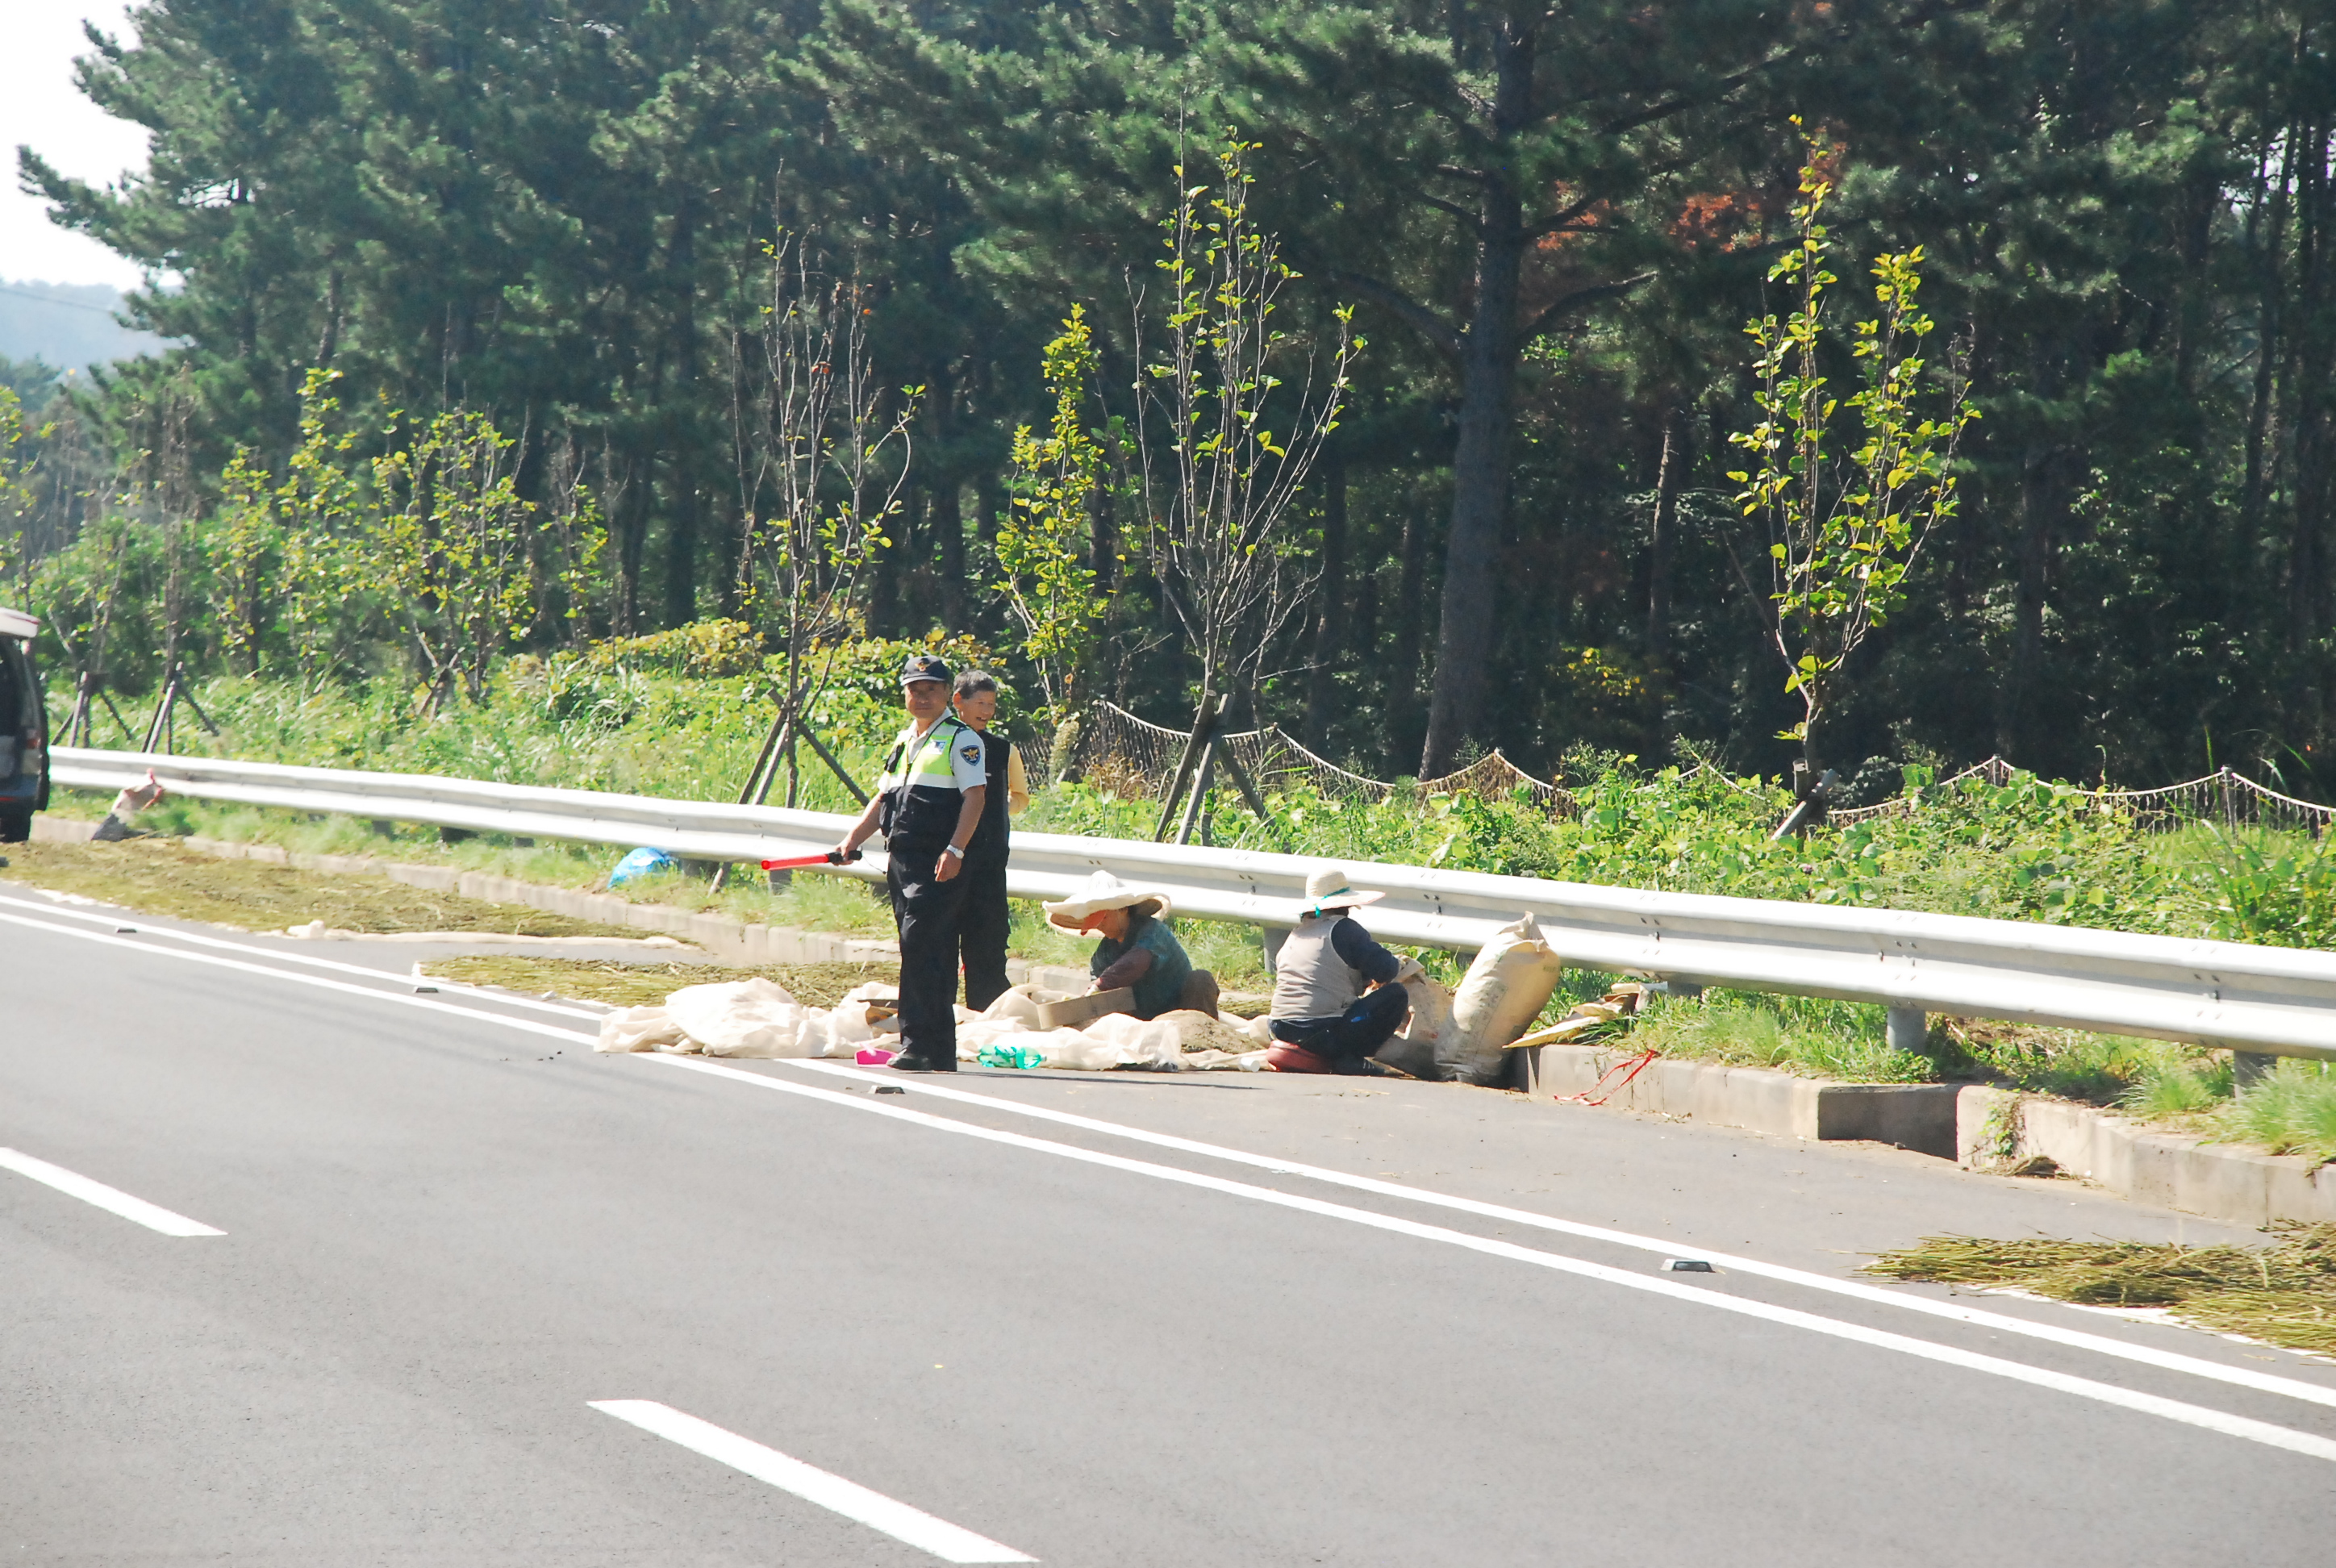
2210, 1060, 2336, 1164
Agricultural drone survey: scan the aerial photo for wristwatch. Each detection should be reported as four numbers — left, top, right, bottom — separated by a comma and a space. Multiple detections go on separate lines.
941, 844, 965, 860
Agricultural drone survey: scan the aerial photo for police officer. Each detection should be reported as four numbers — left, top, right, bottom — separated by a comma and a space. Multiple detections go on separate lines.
834, 655, 987, 1072
950, 669, 1028, 1011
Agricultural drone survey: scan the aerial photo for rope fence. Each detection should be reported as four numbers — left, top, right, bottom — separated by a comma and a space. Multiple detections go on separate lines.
1048, 709, 2336, 835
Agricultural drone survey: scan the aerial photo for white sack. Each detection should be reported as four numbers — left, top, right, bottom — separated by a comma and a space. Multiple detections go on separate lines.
979, 988, 1047, 1028
1370, 970, 1454, 1080
1439, 913, 1564, 1086
1031, 1025, 1158, 1070
598, 1004, 686, 1053
665, 978, 820, 1058
1077, 1012, 1185, 1068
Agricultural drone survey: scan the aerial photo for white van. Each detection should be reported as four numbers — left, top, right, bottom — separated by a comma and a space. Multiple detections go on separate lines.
0, 607, 50, 840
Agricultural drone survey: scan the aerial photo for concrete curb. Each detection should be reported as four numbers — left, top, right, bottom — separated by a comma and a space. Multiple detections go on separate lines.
26, 815, 1094, 989
1516, 1042, 1960, 1157
1953, 1085, 2336, 1228
1517, 1038, 2336, 1226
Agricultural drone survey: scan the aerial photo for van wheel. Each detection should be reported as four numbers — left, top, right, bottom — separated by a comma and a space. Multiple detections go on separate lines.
0, 811, 30, 844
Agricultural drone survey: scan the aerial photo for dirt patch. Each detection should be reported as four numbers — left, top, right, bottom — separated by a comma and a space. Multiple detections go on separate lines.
423, 955, 900, 1009
1865, 1227, 2336, 1355
0, 839, 639, 939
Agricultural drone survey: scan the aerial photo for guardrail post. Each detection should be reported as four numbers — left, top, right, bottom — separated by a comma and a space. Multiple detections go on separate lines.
1261, 926, 1288, 974
2234, 1050, 2277, 1087
1887, 1006, 1927, 1055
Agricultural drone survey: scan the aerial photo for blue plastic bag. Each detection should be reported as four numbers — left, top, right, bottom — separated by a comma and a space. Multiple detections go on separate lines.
607, 847, 677, 887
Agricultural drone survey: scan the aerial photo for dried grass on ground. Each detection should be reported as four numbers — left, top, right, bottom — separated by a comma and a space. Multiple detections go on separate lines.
0, 840, 637, 938
1865, 1228, 2336, 1354
423, 956, 899, 1009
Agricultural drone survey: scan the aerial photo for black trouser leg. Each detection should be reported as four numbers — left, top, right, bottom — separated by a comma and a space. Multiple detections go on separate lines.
958, 853, 1012, 1011
1272, 985, 1412, 1062
889, 843, 970, 1069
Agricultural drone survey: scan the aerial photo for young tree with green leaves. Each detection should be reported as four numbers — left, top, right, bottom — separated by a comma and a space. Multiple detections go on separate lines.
732, 233, 920, 803
1133, 133, 1360, 711
1728, 132, 1977, 772
995, 306, 1112, 727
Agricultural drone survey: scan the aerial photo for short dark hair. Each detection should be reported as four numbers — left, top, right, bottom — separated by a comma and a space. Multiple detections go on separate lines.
953, 669, 999, 699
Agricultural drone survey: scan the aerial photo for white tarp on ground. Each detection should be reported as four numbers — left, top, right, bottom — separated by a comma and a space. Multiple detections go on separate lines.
597, 978, 1271, 1071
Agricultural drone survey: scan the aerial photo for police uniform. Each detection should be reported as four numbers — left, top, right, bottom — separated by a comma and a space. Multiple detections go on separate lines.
876, 696, 987, 1070
957, 730, 1019, 1011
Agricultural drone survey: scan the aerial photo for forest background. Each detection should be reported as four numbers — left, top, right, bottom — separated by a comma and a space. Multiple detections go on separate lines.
7, 0, 2336, 795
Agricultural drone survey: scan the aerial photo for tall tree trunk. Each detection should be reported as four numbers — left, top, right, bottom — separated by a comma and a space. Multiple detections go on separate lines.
663, 202, 699, 628
1996, 447, 2060, 761
1303, 452, 1347, 749
1646, 407, 1683, 702
935, 482, 967, 631
1419, 16, 1532, 776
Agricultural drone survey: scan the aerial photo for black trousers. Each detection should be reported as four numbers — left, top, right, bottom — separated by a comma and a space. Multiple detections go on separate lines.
958, 852, 1012, 1012
888, 841, 970, 1068
1269, 984, 1410, 1061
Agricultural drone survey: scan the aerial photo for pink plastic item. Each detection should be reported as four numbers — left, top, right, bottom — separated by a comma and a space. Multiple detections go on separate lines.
857, 1048, 898, 1066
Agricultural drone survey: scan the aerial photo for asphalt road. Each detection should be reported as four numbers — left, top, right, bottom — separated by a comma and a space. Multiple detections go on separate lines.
4, 883, 2333, 1565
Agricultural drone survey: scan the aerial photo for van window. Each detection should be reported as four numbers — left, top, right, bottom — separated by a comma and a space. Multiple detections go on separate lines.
0, 642, 23, 732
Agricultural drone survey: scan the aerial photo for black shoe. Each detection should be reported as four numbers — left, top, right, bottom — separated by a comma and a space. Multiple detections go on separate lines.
1333, 1056, 1398, 1077
888, 1053, 940, 1073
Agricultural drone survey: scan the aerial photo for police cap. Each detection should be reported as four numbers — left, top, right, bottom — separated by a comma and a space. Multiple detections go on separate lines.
899, 653, 953, 686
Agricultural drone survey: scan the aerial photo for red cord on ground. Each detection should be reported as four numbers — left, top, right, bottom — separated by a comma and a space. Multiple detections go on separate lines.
1554, 1046, 1660, 1107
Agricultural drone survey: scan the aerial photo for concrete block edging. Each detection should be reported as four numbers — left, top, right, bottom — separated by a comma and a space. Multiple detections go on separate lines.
1520, 1040, 2336, 1228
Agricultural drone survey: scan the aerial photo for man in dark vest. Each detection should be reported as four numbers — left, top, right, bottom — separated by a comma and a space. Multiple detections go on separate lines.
833, 655, 987, 1071
1266, 865, 1408, 1075
951, 669, 1028, 1011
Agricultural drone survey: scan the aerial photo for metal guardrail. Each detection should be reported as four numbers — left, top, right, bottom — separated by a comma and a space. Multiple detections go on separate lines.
50, 746, 2336, 1062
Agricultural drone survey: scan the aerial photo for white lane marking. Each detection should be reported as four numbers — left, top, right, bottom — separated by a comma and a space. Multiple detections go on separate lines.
641, 1053, 2336, 1466
778, 1059, 2336, 1415
14, 898, 2334, 1433
590, 1399, 1035, 1563
0, 908, 591, 1047
0, 891, 606, 1022
0, 1147, 225, 1236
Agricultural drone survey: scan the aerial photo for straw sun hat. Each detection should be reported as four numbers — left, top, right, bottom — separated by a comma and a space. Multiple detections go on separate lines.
1042, 869, 1174, 931
1302, 865, 1385, 917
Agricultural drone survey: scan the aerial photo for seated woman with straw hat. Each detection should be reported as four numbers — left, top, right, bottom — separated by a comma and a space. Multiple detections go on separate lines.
1265, 865, 1409, 1075
1043, 869, 1220, 1020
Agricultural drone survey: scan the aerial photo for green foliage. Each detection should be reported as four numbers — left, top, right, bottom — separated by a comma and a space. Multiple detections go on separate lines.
2175, 826, 2336, 949
995, 307, 1112, 724
1629, 990, 1933, 1083
2211, 1060, 2336, 1165
0, 386, 52, 595
1729, 125, 1978, 762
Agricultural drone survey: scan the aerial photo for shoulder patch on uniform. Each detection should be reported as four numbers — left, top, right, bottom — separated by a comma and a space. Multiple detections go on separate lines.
961, 744, 982, 762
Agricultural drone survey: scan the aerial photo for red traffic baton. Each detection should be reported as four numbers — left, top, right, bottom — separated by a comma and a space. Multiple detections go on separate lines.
759, 849, 858, 871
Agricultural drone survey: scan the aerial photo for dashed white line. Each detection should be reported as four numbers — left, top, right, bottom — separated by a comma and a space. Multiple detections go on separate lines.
0, 1146, 224, 1236
590, 1399, 1035, 1562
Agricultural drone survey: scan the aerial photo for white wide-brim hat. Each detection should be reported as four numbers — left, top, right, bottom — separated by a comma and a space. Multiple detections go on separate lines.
1302, 864, 1385, 916
1043, 869, 1175, 930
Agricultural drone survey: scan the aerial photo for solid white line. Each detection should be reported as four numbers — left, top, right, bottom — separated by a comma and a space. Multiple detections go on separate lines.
0, 890, 607, 1021
15, 897, 2335, 1439
641, 1053, 2336, 1466
0, 1146, 225, 1236
0, 907, 595, 1047
590, 1399, 1035, 1562
777, 1059, 2336, 1415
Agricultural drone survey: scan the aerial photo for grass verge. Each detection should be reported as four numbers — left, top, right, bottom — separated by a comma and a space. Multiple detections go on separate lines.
1864, 1228, 2336, 1354
0, 839, 640, 938
423, 956, 899, 1009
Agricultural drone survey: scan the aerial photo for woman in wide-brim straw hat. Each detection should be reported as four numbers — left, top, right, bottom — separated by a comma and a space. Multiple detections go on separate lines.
1042, 869, 1218, 1020
1265, 865, 1408, 1075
